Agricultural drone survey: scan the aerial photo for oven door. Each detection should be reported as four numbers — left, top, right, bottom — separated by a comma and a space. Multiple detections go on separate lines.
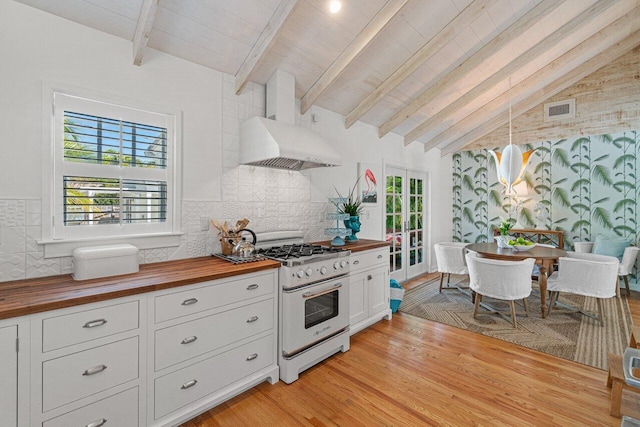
281, 277, 349, 357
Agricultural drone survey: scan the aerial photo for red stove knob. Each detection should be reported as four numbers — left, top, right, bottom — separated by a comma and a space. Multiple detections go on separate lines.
333, 261, 340, 270
320, 266, 327, 275
305, 267, 313, 277
296, 270, 304, 278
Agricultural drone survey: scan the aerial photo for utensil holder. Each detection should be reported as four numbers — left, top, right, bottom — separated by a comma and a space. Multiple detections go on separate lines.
220, 234, 240, 255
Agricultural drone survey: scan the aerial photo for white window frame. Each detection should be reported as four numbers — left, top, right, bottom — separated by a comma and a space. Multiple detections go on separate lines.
41, 86, 182, 257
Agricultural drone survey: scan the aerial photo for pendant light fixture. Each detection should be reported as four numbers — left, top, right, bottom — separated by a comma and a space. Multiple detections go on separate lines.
488, 77, 535, 194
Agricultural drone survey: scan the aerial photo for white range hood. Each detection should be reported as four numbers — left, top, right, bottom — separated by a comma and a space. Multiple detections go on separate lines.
239, 70, 341, 171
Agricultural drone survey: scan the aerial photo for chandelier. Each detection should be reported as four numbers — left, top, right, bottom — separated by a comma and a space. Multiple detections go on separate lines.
488, 78, 535, 194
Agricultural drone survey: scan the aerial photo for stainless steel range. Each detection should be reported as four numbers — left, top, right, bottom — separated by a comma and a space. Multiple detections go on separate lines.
255, 234, 351, 384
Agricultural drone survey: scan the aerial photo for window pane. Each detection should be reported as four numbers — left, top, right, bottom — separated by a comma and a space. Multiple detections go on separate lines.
63, 176, 120, 225
64, 112, 167, 169
63, 176, 167, 226
122, 179, 167, 223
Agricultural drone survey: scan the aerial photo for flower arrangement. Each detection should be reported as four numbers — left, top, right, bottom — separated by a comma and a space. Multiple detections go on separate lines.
497, 218, 515, 236
334, 177, 363, 217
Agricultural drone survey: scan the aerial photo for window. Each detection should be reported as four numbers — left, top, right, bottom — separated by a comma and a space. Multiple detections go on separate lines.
47, 92, 178, 242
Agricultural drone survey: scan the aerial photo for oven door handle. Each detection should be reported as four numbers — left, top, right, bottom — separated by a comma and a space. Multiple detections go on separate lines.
301, 283, 342, 299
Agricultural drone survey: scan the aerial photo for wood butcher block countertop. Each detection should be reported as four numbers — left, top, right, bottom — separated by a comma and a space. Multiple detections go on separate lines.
0, 256, 281, 320
312, 239, 390, 252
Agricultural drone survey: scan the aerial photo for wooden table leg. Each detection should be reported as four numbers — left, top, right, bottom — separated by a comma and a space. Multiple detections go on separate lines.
538, 260, 550, 319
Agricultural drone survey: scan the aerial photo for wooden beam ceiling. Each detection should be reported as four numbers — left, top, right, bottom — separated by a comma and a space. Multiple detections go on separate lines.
377, 0, 565, 138
132, 0, 159, 66
411, 0, 619, 150
439, 27, 640, 156
299, 0, 409, 115
343, 0, 495, 129
234, 0, 299, 95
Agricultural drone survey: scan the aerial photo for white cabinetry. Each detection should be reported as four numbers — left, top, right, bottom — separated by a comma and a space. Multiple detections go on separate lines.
148, 270, 279, 426
0, 317, 29, 427
30, 296, 146, 427
349, 247, 391, 335
11, 266, 278, 427
0, 324, 18, 426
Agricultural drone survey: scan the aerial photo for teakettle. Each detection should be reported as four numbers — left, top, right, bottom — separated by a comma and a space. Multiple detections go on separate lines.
234, 237, 255, 258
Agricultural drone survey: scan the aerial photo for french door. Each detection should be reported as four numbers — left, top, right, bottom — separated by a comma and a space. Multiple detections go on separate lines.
385, 167, 427, 281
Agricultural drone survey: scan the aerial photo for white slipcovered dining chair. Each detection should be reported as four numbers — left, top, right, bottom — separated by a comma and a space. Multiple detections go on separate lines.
465, 252, 535, 328
574, 242, 639, 296
434, 242, 469, 292
547, 251, 619, 326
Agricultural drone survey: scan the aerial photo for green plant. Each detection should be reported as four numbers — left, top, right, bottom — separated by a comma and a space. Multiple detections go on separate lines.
497, 218, 514, 236
334, 177, 363, 217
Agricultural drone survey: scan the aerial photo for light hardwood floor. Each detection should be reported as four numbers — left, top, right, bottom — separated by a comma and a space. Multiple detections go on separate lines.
183, 272, 640, 426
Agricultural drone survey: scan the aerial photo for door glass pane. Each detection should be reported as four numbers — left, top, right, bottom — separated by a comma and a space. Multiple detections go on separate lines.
408, 176, 423, 272
305, 291, 339, 329
386, 174, 403, 273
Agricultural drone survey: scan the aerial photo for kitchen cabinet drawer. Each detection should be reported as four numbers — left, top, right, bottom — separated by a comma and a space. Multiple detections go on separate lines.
42, 337, 139, 412
350, 248, 388, 272
155, 298, 273, 371
43, 387, 139, 427
154, 272, 275, 323
154, 334, 273, 420
42, 301, 139, 352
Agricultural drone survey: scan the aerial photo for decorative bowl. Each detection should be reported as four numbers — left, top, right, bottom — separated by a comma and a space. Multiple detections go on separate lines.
512, 243, 536, 251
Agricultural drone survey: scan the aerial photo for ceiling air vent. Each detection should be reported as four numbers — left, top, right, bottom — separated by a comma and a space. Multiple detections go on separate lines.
544, 99, 575, 122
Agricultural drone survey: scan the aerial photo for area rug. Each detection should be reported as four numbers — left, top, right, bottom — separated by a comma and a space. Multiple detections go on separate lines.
399, 276, 633, 370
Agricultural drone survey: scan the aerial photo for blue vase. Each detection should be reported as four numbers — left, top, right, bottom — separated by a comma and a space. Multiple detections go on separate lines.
343, 215, 361, 242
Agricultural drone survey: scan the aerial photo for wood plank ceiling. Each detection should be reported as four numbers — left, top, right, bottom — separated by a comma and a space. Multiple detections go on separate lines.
15, 0, 640, 155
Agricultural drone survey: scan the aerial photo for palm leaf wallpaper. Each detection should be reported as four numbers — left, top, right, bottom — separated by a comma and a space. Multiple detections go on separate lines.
452, 130, 639, 285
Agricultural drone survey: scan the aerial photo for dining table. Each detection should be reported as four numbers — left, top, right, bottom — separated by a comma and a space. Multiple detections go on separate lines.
465, 243, 567, 318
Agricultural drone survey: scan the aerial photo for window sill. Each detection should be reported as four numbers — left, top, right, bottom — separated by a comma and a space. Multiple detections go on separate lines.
39, 232, 183, 258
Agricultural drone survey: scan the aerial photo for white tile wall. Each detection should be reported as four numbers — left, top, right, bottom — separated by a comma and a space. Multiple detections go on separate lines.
0, 73, 327, 283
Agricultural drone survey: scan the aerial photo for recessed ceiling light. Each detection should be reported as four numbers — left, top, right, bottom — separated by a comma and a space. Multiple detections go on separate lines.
329, 1, 341, 14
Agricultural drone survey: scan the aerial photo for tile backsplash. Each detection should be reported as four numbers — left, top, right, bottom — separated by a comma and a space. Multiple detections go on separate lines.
0, 74, 326, 282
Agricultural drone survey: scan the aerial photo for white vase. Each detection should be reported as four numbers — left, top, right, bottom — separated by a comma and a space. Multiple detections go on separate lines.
494, 235, 513, 248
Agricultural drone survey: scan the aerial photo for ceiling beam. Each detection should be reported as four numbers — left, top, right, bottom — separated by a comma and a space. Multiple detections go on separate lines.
409, 0, 619, 148
132, 0, 159, 66
439, 28, 640, 156
235, 0, 299, 95
377, 0, 565, 138
343, 0, 495, 129
300, 0, 409, 115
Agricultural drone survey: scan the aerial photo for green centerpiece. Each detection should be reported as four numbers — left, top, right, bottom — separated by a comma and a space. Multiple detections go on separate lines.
334, 178, 363, 242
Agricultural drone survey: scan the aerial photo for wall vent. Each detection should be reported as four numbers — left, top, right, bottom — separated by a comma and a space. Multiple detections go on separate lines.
544, 99, 575, 122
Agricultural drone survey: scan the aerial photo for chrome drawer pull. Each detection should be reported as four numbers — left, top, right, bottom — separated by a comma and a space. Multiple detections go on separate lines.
247, 284, 259, 290
353, 260, 360, 265
246, 316, 259, 323
181, 379, 198, 390
82, 364, 107, 376
83, 319, 107, 328
182, 298, 198, 306
181, 336, 198, 345
246, 353, 258, 361
86, 418, 107, 427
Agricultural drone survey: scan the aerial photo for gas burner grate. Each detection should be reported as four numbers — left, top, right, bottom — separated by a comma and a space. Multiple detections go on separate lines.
256, 244, 345, 260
